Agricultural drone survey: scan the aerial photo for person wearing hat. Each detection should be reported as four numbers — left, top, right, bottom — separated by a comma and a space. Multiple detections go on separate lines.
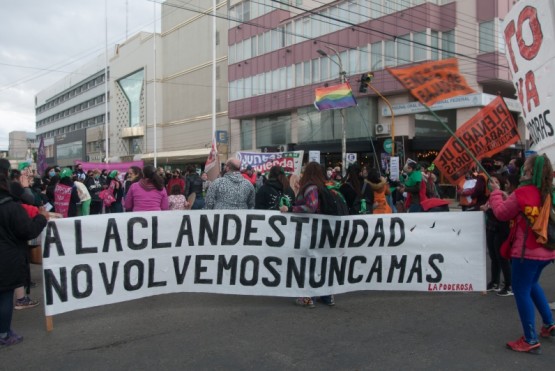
105, 170, 123, 213
54, 168, 79, 218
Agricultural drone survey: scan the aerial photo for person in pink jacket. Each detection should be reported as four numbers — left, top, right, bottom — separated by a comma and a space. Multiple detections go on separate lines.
488, 154, 555, 354
124, 165, 169, 212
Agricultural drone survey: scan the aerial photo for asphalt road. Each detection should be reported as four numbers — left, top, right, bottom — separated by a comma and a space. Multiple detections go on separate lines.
1, 261, 555, 370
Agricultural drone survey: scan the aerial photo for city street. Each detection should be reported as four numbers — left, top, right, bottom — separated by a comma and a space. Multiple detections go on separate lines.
2, 261, 555, 370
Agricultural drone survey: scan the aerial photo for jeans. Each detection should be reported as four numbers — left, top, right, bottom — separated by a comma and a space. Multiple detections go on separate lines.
192, 196, 205, 210
0, 289, 15, 334
511, 259, 554, 342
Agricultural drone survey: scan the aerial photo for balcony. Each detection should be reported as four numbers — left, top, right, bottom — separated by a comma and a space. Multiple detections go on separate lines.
121, 126, 145, 138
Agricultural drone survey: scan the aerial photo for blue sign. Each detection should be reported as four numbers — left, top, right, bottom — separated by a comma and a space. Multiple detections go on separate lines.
216, 130, 228, 144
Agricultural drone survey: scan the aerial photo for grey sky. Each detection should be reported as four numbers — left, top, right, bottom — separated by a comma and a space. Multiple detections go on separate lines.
0, 0, 159, 150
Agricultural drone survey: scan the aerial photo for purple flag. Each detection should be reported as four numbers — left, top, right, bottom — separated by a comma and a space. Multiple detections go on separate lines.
37, 136, 47, 176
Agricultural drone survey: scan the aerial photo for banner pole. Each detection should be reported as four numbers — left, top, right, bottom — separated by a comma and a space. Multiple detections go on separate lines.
46, 315, 53, 332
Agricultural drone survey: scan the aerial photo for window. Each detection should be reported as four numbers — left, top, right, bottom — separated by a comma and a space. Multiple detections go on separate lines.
295, 63, 303, 87
241, 120, 253, 150
265, 72, 271, 93
244, 39, 252, 60
479, 20, 495, 53
397, 34, 411, 65
413, 32, 427, 61
431, 31, 439, 60
442, 30, 455, 59
371, 42, 382, 70
303, 62, 311, 85
258, 34, 264, 55
311, 59, 320, 83
385, 39, 395, 67
256, 115, 291, 147
284, 22, 292, 46
117, 69, 144, 127
286, 66, 294, 89
320, 57, 329, 81
272, 70, 279, 92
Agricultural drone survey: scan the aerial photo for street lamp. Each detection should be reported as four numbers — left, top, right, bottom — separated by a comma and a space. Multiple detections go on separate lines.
317, 46, 347, 177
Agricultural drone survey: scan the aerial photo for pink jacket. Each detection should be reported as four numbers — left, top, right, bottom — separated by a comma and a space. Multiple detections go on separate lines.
125, 181, 169, 212
489, 187, 555, 261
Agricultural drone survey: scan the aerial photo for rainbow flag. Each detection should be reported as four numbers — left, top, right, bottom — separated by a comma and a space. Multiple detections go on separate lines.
314, 82, 357, 111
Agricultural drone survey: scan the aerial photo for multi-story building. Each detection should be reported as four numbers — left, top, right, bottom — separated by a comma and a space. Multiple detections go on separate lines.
35, 54, 108, 168
8, 131, 36, 161
227, 0, 522, 171
36, 2, 230, 170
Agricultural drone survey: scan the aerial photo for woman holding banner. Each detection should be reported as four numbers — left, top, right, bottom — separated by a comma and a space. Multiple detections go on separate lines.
488, 154, 555, 354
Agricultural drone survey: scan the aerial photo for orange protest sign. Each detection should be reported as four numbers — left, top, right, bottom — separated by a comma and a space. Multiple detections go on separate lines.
434, 96, 519, 185
387, 58, 475, 107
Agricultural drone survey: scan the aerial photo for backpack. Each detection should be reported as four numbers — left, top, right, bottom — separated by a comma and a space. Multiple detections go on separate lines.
319, 186, 350, 216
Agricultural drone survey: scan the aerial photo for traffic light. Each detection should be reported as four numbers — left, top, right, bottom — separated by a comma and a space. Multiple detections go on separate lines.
358, 73, 374, 93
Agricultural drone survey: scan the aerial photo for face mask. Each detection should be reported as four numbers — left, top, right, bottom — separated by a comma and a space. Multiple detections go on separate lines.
95, 175, 100, 180
49, 171, 56, 177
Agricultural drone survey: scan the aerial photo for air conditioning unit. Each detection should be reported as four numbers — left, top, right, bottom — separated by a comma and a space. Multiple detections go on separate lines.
375, 123, 391, 136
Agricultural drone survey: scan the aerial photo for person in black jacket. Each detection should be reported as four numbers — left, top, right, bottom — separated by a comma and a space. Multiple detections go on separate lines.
0, 163, 48, 346
186, 165, 205, 210
340, 164, 374, 215
84, 169, 104, 215
255, 166, 295, 210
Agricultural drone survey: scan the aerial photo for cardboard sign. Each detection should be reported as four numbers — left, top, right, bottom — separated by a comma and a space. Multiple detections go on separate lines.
502, 0, 555, 161
434, 96, 519, 184
387, 58, 475, 107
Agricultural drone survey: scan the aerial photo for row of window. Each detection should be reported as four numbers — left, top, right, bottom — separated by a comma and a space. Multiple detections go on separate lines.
228, 0, 462, 64
41, 114, 106, 139
37, 95, 106, 128
36, 74, 106, 115
229, 30, 454, 101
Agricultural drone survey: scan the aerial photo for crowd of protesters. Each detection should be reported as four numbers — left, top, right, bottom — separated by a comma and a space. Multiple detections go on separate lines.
1, 153, 555, 352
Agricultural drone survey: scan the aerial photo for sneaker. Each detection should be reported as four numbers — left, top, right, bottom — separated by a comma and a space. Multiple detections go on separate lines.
14, 296, 39, 310
506, 336, 541, 354
497, 287, 514, 297
487, 282, 500, 292
320, 295, 335, 306
0, 332, 23, 347
295, 297, 315, 309
540, 324, 555, 338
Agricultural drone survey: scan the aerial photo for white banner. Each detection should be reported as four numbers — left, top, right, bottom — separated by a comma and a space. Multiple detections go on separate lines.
502, 0, 555, 161
41, 210, 486, 315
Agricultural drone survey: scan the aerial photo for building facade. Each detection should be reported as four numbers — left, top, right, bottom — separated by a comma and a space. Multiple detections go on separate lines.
227, 0, 521, 170
35, 54, 108, 168
36, 2, 230, 171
